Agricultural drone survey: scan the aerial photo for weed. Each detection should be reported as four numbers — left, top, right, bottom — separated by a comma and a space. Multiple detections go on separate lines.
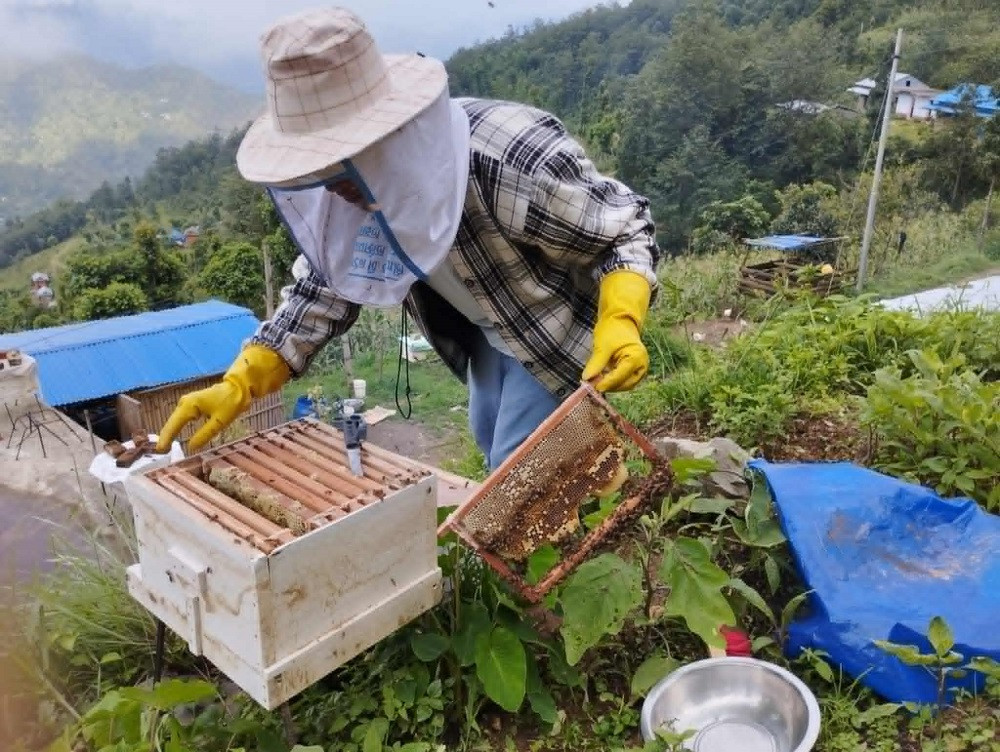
861, 350, 1000, 510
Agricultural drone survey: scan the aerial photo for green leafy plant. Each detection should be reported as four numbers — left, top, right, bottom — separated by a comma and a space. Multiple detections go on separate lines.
875, 616, 968, 744
46, 678, 222, 752
861, 349, 1000, 511
559, 554, 644, 666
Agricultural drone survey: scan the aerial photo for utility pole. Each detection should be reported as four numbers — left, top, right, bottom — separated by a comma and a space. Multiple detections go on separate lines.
857, 28, 903, 293
262, 239, 275, 319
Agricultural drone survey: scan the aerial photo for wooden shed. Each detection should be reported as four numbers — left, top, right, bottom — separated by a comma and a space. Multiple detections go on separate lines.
117, 376, 285, 453
738, 235, 853, 298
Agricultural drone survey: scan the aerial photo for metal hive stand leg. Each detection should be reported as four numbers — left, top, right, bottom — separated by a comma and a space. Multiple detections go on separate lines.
280, 703, 298, 746
153, 619, 166, 683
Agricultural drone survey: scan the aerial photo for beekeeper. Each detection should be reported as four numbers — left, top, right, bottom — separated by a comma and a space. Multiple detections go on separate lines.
156, 7, 661, 471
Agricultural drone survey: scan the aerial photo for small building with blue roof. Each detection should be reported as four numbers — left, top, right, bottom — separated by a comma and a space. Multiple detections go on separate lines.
0, 300, 284, 445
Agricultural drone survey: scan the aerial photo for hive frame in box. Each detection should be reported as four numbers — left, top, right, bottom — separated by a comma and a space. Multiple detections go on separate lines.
123, 418, 443, 710
438, 383, 662, 603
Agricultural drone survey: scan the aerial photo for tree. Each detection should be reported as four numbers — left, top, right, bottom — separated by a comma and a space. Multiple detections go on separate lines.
645, 126, 751, 250
199, 242, 265, 313
692, 196, 771, 253
771, 182, 842, 237
919, 110, 986, 208
73, 283, 148, 321
977, 116, 1000, 236
132, 222, 186, 308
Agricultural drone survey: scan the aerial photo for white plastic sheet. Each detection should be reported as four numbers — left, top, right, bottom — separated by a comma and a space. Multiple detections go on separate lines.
88, 434, 184, 485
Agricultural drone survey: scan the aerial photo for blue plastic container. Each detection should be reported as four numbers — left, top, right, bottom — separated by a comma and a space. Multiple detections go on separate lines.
292, 395, 318, 420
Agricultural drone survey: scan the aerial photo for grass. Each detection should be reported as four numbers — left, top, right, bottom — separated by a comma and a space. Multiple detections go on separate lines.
867, 250, 997, 299
281, 348, 470, 433
0, 236, 85, 292
889, 117, 934, 147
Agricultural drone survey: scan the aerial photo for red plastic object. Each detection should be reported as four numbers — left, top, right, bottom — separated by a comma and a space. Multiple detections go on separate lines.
721, 626, 753, 657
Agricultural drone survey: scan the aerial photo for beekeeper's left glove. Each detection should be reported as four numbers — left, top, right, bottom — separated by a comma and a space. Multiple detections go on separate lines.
155, 345, 290, 453
582, 270, 651, 393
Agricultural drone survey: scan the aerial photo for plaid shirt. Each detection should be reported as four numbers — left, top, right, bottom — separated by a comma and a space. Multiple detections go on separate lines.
252, 97, 661, 398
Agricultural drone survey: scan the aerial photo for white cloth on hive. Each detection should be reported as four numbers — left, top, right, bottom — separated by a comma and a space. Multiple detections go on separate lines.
88, 434, 184, 486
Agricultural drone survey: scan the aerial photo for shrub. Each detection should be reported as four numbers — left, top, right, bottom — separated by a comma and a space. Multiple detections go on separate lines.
861, 349, 1000, 511
72, 282, 148, 320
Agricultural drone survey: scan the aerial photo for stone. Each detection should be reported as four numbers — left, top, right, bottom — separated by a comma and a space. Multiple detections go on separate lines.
654, 436, 751, 499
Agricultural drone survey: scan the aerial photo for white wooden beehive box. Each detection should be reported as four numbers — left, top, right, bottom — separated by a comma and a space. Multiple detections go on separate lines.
123, 418, 442, 709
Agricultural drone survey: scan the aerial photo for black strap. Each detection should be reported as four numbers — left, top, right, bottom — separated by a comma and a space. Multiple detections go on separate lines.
395, 307, 413, 419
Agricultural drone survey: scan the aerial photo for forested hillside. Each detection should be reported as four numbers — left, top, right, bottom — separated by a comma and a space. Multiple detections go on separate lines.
0, 54, 259, 218
448, 0, 999, 246
0, 0, 997, 333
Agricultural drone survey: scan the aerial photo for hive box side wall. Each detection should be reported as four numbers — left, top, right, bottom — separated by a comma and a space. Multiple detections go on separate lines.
260, 474, 439, 664
262, 568, 442, 709
124, 473, 268, 670
126, 564, 271, 704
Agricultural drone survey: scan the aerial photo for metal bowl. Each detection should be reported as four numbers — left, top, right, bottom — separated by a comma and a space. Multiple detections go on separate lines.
640, 657, 821, 752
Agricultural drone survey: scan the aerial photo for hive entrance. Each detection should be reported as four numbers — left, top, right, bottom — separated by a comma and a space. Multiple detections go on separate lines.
439, 384, 669, 602
146, 419, 429, 553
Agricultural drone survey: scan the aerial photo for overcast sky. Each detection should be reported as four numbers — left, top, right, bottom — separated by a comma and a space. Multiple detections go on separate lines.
1, 0, 620, 90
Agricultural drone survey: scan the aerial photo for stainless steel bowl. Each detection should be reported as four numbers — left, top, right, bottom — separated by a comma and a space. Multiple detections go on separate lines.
640, 657, 821, 752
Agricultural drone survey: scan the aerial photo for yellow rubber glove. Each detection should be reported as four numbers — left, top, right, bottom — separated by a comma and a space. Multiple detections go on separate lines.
582, 270, 651, 393
155, 345, 290, 453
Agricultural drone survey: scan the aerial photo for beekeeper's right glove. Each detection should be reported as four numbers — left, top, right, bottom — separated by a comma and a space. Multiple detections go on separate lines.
156, 345, 290, 453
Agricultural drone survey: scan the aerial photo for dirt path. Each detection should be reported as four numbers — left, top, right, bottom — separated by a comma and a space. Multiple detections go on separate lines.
366, 418, 465, 467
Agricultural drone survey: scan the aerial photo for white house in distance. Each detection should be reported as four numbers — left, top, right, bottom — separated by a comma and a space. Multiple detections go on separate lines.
848, 73, 942, 120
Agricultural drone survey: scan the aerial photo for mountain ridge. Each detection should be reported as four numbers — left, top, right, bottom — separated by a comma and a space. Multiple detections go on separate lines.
0, 54, 260, 219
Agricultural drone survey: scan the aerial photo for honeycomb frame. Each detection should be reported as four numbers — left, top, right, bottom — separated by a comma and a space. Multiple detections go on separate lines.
438, 383, 662, 603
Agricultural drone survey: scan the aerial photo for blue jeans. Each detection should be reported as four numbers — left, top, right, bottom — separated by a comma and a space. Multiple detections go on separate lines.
467, 334, 562, 471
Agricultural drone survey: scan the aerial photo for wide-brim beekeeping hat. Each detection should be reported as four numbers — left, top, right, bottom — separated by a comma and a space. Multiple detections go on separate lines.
236, 7, 448, 187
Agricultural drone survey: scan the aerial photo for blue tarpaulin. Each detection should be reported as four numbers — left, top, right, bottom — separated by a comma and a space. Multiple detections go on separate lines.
749, 460, 1000, 704
743, 234, 845, 252
929, 83, 998, 118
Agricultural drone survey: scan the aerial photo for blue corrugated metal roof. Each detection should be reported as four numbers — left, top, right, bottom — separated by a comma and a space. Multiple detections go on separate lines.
929, 84, 997, 118
744, 234, 839, 251
0, 300, 260, 406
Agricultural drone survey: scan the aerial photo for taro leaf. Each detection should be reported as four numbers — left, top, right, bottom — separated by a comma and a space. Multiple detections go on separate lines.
559, 553, 643, 665
475, 626, 527, 712
453, 602, 490, 667
363, 717, 389, 752
411, 631, 450, 662
546, 643, 585, 688
727, 577, 775, 625
630, 654, 680, 699
660, 538, 735, 650
526, 653, 558, 724
526, 544, 560, 585
927, 616, 955, 659
528, 688, 558, 725
497, 609, 546, 647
